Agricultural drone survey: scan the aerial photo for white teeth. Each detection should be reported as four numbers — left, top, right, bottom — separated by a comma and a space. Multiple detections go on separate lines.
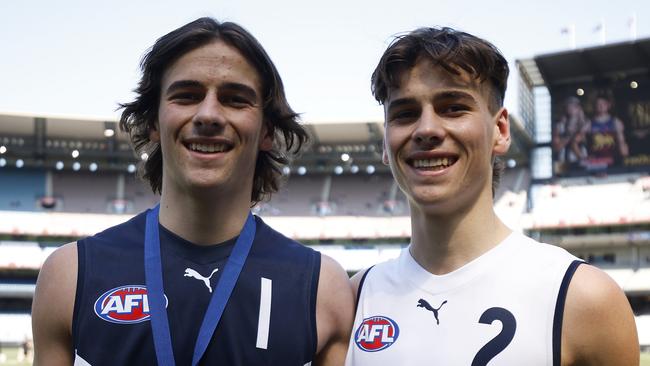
189, 143, 227, 153
413, 158, 452, 168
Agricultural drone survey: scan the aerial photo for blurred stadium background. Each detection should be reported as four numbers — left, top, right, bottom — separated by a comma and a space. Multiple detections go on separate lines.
0, 38, 649, 364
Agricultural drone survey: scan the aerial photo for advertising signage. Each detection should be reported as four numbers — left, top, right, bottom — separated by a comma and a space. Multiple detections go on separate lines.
551, 79, 650, 176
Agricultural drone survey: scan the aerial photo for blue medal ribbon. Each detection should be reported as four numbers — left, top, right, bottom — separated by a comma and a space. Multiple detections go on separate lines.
144, 204, 256, 366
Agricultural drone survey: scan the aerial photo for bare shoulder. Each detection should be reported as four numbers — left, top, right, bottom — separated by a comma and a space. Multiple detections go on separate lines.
32, 242, 78, 365
350, 267, 372, 300
562, 264, 639, 366
35, 241, 78, 320
317, 254, 355, 331
314, 254, 355, 365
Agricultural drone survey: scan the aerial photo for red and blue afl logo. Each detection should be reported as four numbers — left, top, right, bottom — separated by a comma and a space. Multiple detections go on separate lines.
354, 315, 400, 352
94, 285, 161, 324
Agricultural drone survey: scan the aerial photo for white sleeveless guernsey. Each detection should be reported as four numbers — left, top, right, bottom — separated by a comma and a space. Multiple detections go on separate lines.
346, 232, 582, 366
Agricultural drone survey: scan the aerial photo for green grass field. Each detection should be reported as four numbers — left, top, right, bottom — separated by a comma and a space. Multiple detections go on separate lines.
0, 347, 648, 365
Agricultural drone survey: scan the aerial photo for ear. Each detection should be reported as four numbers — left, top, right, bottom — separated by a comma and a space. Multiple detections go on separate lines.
259, 122, 274, 151
149, 122, 160, 143
492, 107, 511, 156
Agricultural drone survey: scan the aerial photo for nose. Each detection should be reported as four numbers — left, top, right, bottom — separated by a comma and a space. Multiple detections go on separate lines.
413, 106, 445, 147
192, 92, 225, 135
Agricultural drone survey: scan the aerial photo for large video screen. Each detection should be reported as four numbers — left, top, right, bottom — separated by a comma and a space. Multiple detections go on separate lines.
551, 78, 650, 176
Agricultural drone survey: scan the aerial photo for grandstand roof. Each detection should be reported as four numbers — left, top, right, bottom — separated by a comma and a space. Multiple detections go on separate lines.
0, 112, 382, 144
0, 111, 526, 173
519, 37, 650, 88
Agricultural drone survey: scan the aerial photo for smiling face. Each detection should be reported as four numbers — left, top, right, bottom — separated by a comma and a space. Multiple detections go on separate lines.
382, 59, 510, 216
150, 39, 272, 199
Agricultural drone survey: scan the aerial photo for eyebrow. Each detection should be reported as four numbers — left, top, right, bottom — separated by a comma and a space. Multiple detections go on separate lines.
220, 82, 259, 101
164, 80, 203, 96
433, 90, 478, 104
385, 98, 417, 115
164, 80, 259, 101
386, 90, 479, 113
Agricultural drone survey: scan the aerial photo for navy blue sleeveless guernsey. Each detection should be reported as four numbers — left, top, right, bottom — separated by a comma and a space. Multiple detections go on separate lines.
73, 209, 320, 365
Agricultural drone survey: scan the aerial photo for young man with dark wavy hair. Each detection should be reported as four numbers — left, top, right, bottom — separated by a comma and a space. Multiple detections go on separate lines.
346, 27, 638, 365
33, 17, 354, 366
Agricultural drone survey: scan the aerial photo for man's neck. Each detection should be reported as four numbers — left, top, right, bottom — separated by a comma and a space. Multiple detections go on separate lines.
408, 194, 512, 275
157, 186, 251, 246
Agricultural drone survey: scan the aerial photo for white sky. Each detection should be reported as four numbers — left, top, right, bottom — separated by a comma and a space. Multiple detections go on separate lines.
1, 0, 648, 123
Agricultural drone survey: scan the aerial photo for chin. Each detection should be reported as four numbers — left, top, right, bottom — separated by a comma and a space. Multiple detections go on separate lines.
182, 175, 228, 192
407, 188, 463, 214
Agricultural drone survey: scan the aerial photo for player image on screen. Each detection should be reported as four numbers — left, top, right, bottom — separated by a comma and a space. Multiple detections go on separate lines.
578, 93, 630, 171
552, 96, 588, 174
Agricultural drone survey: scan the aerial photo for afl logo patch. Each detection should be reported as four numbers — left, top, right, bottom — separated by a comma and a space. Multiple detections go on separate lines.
354, 315, 400, 352
94, 285, 164, 324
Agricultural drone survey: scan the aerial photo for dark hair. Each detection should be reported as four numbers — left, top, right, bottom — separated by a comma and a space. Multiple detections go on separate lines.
119, 17, 308, 203
372, 27, 510, 196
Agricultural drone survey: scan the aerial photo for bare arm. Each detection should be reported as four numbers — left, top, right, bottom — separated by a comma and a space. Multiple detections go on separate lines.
32, 242, 78, 366
561, 264, 639, 366
313, 254, 355, 366
572, 121, 591, 160
552, 122, 569, 153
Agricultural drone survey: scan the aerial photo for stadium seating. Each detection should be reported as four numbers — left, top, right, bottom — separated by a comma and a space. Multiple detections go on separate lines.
0, 169, 45, 211
52, 171, 123, 213
529, 174, 649, 228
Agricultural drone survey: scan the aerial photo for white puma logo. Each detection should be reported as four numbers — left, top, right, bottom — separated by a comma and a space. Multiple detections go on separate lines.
184, 267, 219, 293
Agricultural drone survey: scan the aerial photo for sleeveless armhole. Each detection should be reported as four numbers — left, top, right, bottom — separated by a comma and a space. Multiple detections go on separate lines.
552, 260, 583, 366
355, 266, 374, 311
309, 250, 321, 357
71, 239, 86, 355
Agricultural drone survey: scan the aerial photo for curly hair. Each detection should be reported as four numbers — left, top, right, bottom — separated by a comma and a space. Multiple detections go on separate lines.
119, 17, 308, 203
371, 27, 510, 196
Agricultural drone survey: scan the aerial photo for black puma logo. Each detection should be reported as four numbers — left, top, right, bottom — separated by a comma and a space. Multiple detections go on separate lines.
417, 299, 447, 325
